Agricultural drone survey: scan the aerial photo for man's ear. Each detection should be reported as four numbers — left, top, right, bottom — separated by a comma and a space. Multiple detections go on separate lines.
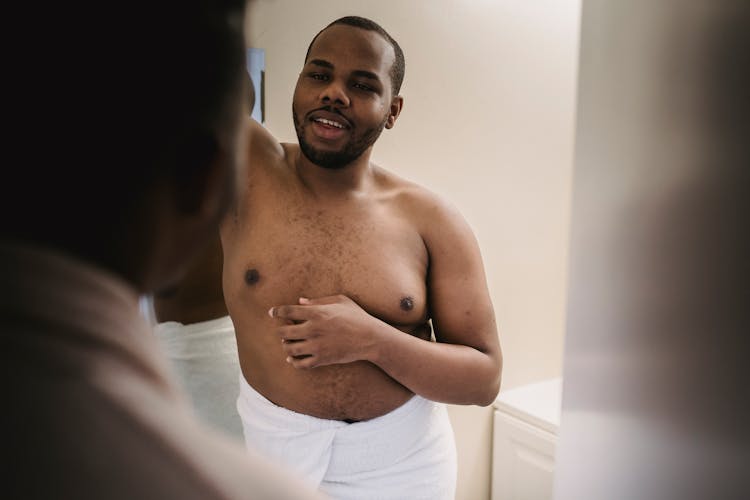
385, 95, 404, 129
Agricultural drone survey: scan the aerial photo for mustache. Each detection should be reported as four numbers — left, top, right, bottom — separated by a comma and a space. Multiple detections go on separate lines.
307, 106, 352, 125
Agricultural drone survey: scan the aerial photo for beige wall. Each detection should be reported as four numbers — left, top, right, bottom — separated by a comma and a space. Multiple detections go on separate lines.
246, 1, 580, 498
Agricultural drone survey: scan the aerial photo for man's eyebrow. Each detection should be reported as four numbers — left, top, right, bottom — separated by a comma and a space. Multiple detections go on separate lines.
351, 70, 380, 82
307, 59, 334, 69
306, 59, 381, 83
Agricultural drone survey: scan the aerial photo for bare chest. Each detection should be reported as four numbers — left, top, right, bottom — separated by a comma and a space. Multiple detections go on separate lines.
224, 195, 429, 325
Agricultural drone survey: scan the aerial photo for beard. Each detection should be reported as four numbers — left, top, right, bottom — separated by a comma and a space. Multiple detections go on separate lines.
293, 106, 389, 169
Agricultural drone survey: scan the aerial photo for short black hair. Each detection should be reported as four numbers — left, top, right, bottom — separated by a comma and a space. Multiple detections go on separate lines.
304, 16, 406, 95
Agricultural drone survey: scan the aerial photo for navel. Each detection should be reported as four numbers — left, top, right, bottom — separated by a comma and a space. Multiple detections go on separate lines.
400, 296, 414, 311
245, 268, 260, 286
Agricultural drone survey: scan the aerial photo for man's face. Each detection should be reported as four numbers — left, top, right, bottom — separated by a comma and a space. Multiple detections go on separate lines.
292, 24, 398, 169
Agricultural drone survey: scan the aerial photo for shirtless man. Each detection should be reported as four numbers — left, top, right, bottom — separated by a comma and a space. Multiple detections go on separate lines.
1, 0, 323, 497
222, 16, 502, 498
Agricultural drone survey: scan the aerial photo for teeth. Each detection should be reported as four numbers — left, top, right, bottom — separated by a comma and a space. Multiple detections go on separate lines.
315, 118, 345, 129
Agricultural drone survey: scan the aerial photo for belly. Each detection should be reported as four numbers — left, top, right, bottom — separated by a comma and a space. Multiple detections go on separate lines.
236, 310, 414, 421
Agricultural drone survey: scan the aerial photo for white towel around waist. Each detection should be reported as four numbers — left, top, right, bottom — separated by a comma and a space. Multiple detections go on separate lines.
237, 374, 457, 500
155, 316, 243, 439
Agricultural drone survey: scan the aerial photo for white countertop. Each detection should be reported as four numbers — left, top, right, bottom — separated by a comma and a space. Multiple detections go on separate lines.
493, 377, 563, 434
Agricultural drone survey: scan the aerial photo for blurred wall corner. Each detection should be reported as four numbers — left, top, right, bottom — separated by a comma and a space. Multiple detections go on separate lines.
555, 1, 750, 500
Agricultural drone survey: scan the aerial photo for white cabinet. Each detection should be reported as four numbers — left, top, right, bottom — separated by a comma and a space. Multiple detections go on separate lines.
491, 378, 562, 500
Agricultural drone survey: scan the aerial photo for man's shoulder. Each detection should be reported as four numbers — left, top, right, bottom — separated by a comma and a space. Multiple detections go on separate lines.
373, 167, 476, 247
375, 167, 457, 218
247, 119, 290, 169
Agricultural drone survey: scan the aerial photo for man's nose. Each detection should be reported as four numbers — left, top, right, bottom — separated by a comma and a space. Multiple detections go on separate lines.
320, 79, 350, 107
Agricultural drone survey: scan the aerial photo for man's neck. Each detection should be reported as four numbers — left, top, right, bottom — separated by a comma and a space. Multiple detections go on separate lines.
294, 147, 376, 198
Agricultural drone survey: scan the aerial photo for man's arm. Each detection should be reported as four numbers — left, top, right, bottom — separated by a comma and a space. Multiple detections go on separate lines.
270, 193, 502, 406
377, 193, 502, 405
153, 231, 227, 324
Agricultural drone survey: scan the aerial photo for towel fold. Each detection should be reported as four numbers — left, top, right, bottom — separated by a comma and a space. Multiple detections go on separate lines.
237, 375, 457, 500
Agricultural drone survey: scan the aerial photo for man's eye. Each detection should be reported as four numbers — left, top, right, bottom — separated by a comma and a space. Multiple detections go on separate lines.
353, 83, 373, 91
309, 73, 328, 81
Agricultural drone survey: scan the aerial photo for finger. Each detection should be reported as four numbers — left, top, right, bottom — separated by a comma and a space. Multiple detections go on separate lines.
281, 340, 311, 358
277, 324, 309, 342
297, 295, 342, 306
269, 304, 312, 321
287, 354, 318, 370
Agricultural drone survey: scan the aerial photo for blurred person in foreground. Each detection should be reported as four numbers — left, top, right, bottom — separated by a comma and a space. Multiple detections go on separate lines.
0, 1, 324, 498
147, 78, 260, 441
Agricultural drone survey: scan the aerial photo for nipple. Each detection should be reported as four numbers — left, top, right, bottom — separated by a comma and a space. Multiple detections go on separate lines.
400, 296, 414, 311
245, 268, 260, 285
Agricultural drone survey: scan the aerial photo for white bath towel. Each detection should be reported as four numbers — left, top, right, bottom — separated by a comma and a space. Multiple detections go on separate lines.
155, 316, 243, 439
237, 375, 457, 500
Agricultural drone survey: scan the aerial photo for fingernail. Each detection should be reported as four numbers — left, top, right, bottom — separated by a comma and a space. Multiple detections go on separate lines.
299, 297, 309, 304
268, 308, 274, 317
